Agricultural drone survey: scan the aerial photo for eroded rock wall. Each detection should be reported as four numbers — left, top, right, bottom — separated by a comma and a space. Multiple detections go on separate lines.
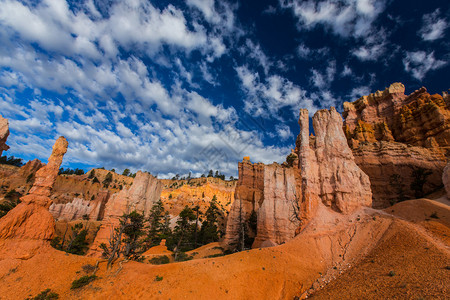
296, 108, 372, 226
224, 107, 373, 248
88, 171, 162, 256
343, 83, 449, 207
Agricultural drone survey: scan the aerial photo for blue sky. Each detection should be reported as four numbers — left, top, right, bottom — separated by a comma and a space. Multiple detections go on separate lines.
0, 0, 449, 178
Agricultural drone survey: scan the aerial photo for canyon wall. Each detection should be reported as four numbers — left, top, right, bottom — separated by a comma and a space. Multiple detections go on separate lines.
343, 83, 448, 207
88, 171, 162, 256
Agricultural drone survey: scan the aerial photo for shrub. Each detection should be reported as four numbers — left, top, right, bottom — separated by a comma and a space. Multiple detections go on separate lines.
71, 275, 97, 289
149, 255, 170, 265
286, 153, 297, 167
27, 289, 59, 300
173, 252, 193, 262
81, 264, 96, 274
155, 275, 163, 281
205, 253, 224, 258
388, 270, 396, 277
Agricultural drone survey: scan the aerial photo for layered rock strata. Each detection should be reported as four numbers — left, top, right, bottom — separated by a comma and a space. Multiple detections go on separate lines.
224, 107, 372, 248
49, 191, 110, 221
0, 137, 68, 258
343, 83, 449, 207
88, 171, 162, 256
223, 161, 298, 248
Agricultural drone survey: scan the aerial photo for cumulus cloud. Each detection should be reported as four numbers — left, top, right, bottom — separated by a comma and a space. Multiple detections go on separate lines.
0, 0, 292, 178
419, 9, 448, 41
403, 51, 446, 80
0, 0, 224, 60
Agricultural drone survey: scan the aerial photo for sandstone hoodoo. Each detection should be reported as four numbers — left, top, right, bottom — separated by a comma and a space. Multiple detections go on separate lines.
224, 107, 372, 249
0, 115, 9, 157
343, 83, 448, 207
0, 136, 68, 258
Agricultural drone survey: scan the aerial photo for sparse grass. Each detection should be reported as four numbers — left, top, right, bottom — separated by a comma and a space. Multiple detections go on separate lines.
155, 275, 163, 281
70, 275, 97, 289
149, 255, 170, 265
27, 289, 59, 300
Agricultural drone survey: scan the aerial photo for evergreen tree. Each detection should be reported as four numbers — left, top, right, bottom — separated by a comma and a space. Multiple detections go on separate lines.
207, 170, 213, 177
171, 206, 196, 258
122, 210, 146, 260
122, 168, 130, 176
146, 200, 166, 248
103, 172, 113, 187
100, 210, 146, 267
199, 195, 220, 244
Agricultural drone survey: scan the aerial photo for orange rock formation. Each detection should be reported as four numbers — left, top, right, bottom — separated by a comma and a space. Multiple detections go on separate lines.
224, 107, 372, 248
0, 136, 68, 259
343, 83, 448, 207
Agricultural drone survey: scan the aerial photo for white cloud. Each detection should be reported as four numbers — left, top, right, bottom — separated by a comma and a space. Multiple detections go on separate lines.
419, 9, 448, 41
352, 43, 385, 61
236, 66, 318, 118
276, 124, 292, 141
403, 51, 446, 80
310, 61, 336, 89
348, 86, 371, 100
280, 0, 386, 38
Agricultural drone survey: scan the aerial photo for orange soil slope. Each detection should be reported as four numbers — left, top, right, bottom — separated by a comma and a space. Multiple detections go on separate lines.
0, 200, 448, 300
310, 199, 450, 299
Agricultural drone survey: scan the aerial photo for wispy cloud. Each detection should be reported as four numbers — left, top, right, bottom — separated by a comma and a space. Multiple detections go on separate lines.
403, 51, 446, 80
419, 9, 448, 41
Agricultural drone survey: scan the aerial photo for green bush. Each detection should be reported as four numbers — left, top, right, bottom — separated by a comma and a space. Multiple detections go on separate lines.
71, 275, 97, 289
155, 275, 163, 281
173, 252, 193, 262
205, 253, 224, 258
27, 289, 59, 300
149, 255, 170, 265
